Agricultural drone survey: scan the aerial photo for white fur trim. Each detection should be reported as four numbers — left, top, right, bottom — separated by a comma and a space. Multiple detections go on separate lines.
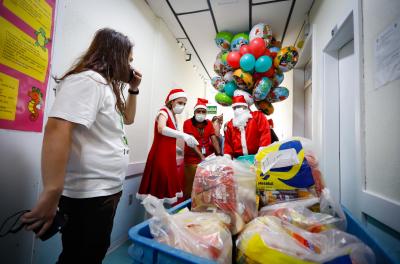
168, 92, 187, 102
194, 105, 207, 111
232, 102, 248, 108
239, 127, 248, 155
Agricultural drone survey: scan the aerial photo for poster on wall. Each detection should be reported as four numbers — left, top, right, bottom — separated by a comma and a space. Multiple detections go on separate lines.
375, 17, 400, 89
0, 0, 56, 132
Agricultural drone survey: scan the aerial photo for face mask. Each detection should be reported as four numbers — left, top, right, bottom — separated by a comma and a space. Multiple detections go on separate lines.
195, 114, 206, 122
173, 104, 185, 114
234, 107, 247, 117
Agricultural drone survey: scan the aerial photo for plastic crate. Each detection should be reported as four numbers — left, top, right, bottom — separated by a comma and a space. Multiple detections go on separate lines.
128, 200, 395, 264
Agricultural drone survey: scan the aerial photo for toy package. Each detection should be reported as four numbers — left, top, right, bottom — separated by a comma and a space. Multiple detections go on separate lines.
142, 195, 232, 264
236, 216, 375, 264
255, 137, 325, 206
191, 156, 257, 234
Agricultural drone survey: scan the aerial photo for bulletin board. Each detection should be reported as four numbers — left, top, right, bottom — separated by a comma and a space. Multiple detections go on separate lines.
0, 0, 56, 132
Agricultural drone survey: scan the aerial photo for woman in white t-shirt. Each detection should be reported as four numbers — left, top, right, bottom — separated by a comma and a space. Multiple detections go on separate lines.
21, 28, 141, 263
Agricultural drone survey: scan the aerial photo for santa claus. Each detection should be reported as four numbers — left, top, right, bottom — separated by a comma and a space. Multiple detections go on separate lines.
224, 95, 271, 158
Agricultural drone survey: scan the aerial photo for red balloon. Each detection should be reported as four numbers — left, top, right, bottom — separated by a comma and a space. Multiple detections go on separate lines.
249, 38, 266, 58
227, 51, 241, 69
239, 44, 250, 55
264, 49, 271, 56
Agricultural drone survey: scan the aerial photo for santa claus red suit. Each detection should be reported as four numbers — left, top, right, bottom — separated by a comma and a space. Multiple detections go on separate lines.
224, 95, 271, 158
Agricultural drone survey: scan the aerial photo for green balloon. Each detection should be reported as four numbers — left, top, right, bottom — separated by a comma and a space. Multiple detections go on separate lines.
215, 31, 233, 50
215, 92, 233, 106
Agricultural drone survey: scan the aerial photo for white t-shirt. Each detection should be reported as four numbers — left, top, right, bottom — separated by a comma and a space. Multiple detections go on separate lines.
49, 70, 129, 198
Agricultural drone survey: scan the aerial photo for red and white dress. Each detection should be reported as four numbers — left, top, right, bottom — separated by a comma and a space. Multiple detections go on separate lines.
138, 107, 183, 202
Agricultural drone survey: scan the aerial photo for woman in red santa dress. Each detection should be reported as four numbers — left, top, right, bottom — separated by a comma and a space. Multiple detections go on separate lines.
224, 95, 271, 159
183, 98, 222, 199
137, 88, 199, 203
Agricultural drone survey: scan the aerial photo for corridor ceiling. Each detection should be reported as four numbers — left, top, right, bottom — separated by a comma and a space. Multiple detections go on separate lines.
146, 0, 313, 82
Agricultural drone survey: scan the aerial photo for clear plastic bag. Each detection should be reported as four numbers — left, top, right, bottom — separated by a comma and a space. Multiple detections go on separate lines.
236, 216, 375, 264
142, 195, 232, 264
191, 156, 257, 234
258, 188, 347, 232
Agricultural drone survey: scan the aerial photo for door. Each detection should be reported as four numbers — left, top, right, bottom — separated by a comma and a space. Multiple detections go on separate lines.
338, 40, 356, 208
304, 59, 312, 139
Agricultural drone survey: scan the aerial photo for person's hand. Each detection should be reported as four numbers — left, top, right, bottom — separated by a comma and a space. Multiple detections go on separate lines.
21, 190, 60, 237
129, 68, 142, 91
182, 134, 199, 148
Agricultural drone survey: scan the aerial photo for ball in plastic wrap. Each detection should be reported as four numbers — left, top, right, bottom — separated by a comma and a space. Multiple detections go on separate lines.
224, 81, 237, 97
231, 33, 249, 51
255, 100, 274, 115
253, 77, 272, 101
234, 89, 254, 106
211, 76, 225, 92
233, 69, 254, 92
267, 87, 289, 103
215, 92, 233, 106
215, 31, 233, 51
274, 46, 299, 72
249, 23, 273, 46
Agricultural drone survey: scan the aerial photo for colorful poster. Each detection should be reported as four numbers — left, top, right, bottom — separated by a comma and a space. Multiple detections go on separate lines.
0, 0, 55, 132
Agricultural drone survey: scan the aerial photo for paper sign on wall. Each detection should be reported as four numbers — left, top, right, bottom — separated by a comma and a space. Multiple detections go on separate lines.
375, 17, 400, 89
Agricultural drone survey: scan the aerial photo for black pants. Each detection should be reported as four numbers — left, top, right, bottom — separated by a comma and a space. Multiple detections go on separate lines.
57, 191, 122, 264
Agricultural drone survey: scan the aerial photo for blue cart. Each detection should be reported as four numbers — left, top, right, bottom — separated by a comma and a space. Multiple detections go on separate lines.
128, 199, 394, 264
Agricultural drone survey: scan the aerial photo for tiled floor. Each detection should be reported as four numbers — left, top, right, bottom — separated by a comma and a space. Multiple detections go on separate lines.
103, 240, 132, 264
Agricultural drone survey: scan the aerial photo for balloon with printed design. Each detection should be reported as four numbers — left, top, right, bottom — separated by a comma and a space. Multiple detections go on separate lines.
267, 87, 289, 103
215, 31, 233, 51
274, 46, 299, 72
253, 77, 272, 101
255, 100, 274, 115
249, 23, 273, 46
211, 76, 226, 92
271, 72, 284, 87
214, 58, 232, 77
224, 71, 234, 82
231, 33, 249, 51
233, 69, 254, 92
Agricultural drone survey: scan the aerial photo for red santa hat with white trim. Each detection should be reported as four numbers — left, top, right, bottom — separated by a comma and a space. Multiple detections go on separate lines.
194, 98, 208, 111
165, 88, 187, 104
232, 95, 248, 108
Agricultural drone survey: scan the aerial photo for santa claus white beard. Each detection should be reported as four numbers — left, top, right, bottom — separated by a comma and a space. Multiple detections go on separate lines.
233, 109, 252, 129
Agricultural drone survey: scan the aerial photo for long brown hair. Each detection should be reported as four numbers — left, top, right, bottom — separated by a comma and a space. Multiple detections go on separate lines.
55, 28, 133, 116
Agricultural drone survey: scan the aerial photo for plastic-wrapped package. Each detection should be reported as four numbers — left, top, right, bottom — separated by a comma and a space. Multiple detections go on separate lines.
236, 216, 375, 264
259, 189, 347, 232
142, 195, 232, 264
254, 137, 325, 206
191, 156, 257, 234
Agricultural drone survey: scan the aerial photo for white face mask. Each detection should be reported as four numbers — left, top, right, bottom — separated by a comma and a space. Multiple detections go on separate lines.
234, 107, 247, 117
195, 114, 206, 122
173, 104, 185, 114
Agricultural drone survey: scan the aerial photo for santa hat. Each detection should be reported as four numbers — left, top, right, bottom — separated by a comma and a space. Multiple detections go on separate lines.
232, 95, 248, 108
165, 88, 187, 104
194, 98, 208, 111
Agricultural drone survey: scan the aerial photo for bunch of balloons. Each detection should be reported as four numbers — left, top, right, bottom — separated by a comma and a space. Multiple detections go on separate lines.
212, 23, 299, 115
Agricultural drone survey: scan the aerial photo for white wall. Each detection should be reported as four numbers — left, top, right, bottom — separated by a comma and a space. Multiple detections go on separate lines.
362, 0, 400, 203
0, 0, 206, 263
